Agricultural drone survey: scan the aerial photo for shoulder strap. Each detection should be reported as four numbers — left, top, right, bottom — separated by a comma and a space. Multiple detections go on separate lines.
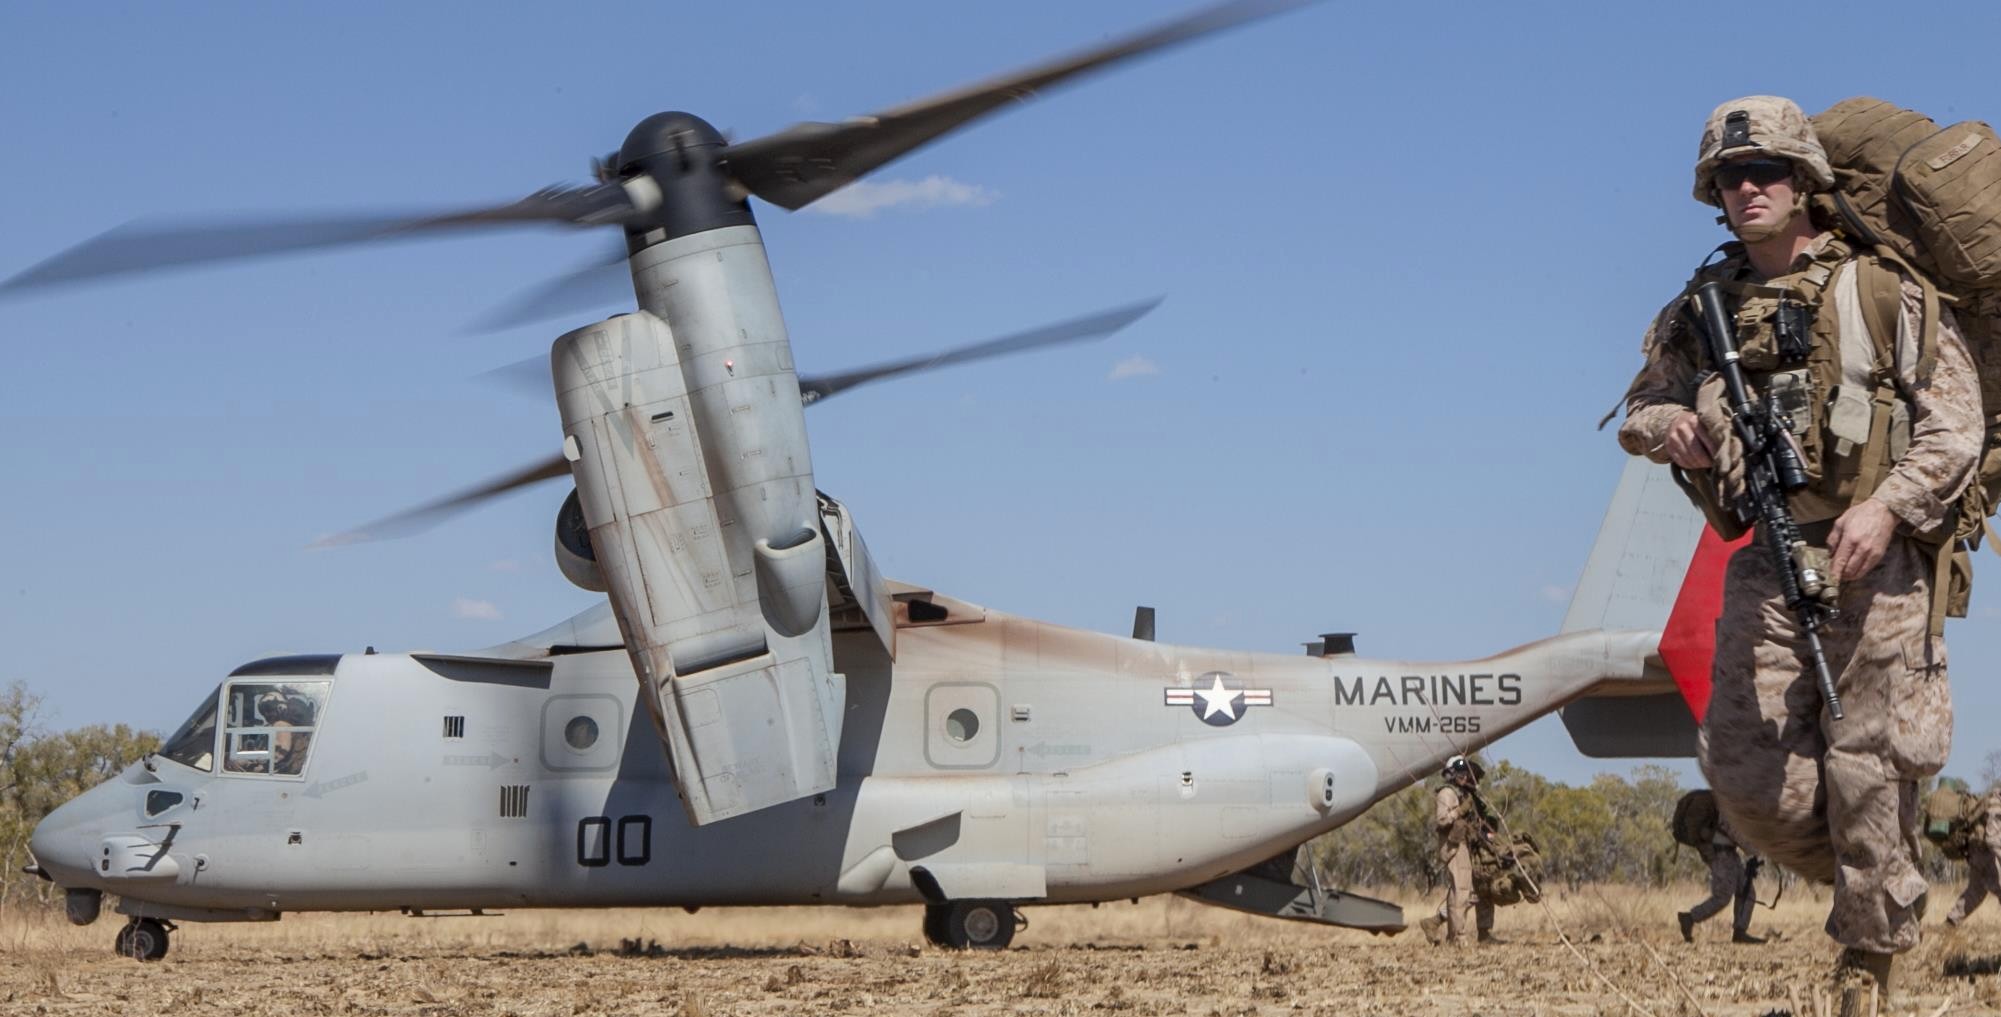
1855, 249, 1939, 381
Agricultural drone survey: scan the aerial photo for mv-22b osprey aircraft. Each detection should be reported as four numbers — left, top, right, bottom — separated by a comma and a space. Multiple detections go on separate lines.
10, 0, 1706, 960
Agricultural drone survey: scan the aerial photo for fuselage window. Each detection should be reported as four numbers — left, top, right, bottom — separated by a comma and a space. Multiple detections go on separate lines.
144, 790, 185, 817
222, 680, 331, 777
159, 689, 220, 772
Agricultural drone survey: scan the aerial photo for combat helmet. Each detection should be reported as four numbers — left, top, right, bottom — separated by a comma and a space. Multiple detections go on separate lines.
1442, 754, 1484, 783
1692, 96, 1836, 207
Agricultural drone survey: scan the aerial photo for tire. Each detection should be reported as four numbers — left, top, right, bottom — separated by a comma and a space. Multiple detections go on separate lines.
922, 904, 952, 947
116, 919, 169, 961
944, 901, 1015, 951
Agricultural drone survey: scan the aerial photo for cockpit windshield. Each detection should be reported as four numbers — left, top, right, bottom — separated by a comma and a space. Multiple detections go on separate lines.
222, 680, 331, 777
159, 688, 220, 772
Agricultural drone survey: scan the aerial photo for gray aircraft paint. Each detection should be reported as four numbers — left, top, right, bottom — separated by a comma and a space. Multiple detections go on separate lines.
31, 466, 1680, 923
556, 223, 845, 826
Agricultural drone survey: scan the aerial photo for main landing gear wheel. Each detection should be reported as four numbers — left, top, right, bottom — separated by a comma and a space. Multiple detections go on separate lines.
935, 901, 1017, 950
922, 904, 952, 947
114, 917, 170, 961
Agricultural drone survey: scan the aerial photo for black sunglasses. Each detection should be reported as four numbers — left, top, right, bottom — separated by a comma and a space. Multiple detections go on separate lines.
1714, 158, 1795, 190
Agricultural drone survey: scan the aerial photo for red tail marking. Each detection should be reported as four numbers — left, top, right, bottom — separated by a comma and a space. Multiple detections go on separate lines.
1657, 526, 1749, 723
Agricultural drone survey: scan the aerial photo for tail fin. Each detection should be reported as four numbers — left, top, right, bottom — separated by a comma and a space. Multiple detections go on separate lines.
1556, 457, 1712, 758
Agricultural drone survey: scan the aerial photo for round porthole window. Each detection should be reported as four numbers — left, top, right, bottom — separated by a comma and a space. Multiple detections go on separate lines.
564, 715, 600, 751
945, 708, 980, 743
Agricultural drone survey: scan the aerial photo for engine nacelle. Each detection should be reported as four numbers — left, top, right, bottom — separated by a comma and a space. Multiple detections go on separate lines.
553, 487, 605, 592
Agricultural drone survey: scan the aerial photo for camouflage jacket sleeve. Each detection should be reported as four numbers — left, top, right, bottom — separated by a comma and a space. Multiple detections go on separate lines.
1871, 277, 1981, 533
1617, 301, 1702, 462
1434, 786, 1463, 832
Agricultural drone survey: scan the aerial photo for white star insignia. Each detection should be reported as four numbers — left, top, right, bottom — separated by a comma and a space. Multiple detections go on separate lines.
1194, 673, 1241, 721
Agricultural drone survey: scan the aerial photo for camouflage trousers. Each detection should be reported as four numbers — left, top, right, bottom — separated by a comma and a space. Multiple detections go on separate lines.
1946, 808, 2001, 924
1698, 535, 1952, 954
1687, 848, 1754, 933
1436, 842, 1494, 943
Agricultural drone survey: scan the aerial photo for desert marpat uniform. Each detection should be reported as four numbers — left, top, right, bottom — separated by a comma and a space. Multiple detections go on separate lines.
1947, 789, 2001, 925
1686, 814, 1755, 935
1433, 784, 1493, 942
1621, 236, 1983, 953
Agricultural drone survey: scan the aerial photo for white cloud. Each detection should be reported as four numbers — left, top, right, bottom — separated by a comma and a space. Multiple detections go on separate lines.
1539, 585, 1571, 604
1107, 355, 1160, 381
807, 175, 998, 219
453, 598, 503, 621
488, 559, 522, 573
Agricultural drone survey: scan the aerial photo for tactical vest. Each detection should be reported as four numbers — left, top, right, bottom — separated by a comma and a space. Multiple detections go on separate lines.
1678, 236, 1917, 528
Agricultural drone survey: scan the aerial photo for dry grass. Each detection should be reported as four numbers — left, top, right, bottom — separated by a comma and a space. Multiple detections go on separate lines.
1, 885, 1998, 1015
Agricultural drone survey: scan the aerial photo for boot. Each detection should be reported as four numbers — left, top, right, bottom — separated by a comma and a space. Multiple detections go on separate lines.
1833, 947, 1893, 1001
1676, 912, 1694, 943
1419, 915, 1445, 945
1731, 929, 1765, 945
1476, 929, 1504, 945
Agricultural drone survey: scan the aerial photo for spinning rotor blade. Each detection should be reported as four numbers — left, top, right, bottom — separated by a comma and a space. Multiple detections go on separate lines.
373, 298, 1158, 544
721, 0, 1310, 211
466, 239, 633, 333
308, 454, 570, 548
797, 297, 1160, 403
1, 183, 647, 293
479, 298, 1161, 404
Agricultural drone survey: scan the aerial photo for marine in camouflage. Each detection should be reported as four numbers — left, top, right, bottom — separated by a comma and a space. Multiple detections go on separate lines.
1621, 100, 1984, 955
1682, 815, 1757, 940
1427, 783, 1494, 944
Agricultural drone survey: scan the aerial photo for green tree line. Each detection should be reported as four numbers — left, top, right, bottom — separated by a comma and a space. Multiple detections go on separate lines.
1304, 757, 1999, 892
0, 682, 159, 909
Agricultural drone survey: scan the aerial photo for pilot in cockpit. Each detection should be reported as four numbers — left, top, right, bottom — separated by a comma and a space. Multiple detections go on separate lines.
259, 690, 313, 776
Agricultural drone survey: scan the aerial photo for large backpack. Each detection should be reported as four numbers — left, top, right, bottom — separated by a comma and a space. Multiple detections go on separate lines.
1671, 789, 1719, 849
1811, 99, 2001, 619
1922, 785, 1980, 859
1812, 101, 2001, 505
1472, 831, 1543, 906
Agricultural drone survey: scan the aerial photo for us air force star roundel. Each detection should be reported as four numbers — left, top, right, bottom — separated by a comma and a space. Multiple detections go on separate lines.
1163, 672, 1273, 726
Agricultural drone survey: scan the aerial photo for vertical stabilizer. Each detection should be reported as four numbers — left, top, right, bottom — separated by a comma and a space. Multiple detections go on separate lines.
1557, 458, 1708, 758
1560, 457, 1707, 634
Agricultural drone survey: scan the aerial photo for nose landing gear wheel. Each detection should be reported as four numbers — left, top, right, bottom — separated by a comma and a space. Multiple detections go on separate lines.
941, 901, 1015, 950
114, 917, 170, 961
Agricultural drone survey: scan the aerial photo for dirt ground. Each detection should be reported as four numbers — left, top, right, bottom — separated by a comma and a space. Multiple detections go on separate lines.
3, 885, 1999, 1017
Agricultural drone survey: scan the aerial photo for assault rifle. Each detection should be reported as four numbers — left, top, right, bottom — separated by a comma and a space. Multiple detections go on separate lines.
1690, 281, 1844, 721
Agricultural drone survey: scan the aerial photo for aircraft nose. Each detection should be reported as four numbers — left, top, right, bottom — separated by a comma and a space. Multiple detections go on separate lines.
30, 788, 112, 885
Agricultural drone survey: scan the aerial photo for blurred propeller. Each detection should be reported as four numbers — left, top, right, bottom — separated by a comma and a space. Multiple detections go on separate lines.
1, 0, 1309, 295
796, 297, 1159, 403
1, 184, 649, 294
479, 298, 1161, 403
307, 455, 570, 550
465, 238, 633, 333
335, 298, 1159, 546
721, 0, 1310, 211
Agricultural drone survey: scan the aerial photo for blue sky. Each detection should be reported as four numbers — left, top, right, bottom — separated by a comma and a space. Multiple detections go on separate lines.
2, 0, 1997, 787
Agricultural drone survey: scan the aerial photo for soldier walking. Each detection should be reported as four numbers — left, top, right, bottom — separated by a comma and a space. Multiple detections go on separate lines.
1678, 811, 1764, 944
1620, 97, 1982, 996
1420, 756, 1498, 945
1943, 787, 2001, 926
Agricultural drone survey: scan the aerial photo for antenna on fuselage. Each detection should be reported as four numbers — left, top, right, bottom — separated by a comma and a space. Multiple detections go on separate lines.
1132, 606, 1156, 642
1304, 632, 1356, 657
